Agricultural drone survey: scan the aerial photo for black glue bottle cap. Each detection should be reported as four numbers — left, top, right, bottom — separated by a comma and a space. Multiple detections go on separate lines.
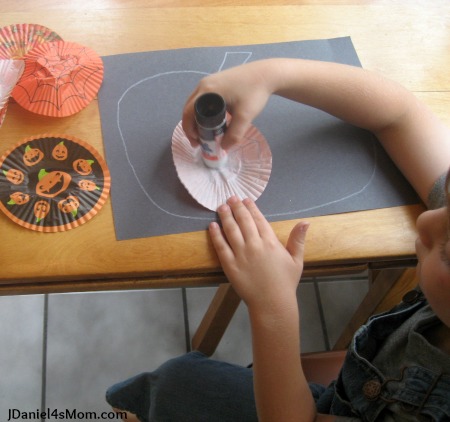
194, 93, 226, 129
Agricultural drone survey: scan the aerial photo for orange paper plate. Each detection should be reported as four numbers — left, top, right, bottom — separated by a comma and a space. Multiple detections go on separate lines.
0, 134, 110, 232
0, 23, 62, 59
12, 41, 104, 117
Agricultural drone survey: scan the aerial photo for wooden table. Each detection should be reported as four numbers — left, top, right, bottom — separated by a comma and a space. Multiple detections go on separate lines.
1, 1, 449, 350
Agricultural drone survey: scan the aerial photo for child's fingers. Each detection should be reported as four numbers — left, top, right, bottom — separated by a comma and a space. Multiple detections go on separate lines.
226, 196, 260, 241
217, 202, 246, 248
286, 222, 310, 267
242, 198, 274, 238
209, 221, 234, 263
181, 92, 201, 147
221, 113, 253, 150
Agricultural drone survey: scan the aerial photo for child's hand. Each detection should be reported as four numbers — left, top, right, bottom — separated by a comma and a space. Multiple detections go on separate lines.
182, 61, 274, 150
209, 196, 309, 312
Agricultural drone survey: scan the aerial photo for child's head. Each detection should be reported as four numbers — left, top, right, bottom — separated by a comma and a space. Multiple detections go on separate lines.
415, 168, 450, 327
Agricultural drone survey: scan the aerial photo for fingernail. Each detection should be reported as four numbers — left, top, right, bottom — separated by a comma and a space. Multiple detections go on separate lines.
217, 204, 230, 213
227, 196, 239, 204
209, 221, 219, 230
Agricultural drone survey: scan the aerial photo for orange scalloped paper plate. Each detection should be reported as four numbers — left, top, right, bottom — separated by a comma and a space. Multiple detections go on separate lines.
12, 41, 104, 117
0, 134, 110, 232
0, 23, 62, 59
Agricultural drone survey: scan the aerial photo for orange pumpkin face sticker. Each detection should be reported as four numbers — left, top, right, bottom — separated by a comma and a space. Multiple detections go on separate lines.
3, 168, 25, 185
52, 141, 68, 161
73, 158, 94, 175
7, 192, 30, 205
34, 200, 50, 222
23, 145, 44, 166
58, 195, 80, 216
78, 179, 100, 191
36, 169, 72, 198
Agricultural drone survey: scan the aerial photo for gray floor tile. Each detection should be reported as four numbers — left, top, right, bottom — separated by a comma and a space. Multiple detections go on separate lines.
318, 278, 369, 348
297, 282, 326, 353
0, 295, 44, 414
186, 286, 253, 366
211, 299, 253, 366
46, 289, 186, 414
0, 276, 367, 417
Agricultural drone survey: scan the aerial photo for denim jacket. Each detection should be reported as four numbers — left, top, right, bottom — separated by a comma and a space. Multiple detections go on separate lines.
317, 290, 450, 421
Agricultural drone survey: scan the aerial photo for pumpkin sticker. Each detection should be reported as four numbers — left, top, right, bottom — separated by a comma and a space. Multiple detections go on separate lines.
78, 179, 100, 191
73, 158, 94, 175
52, 141, 68, 161
23, 145, 44, 166
36, 169, 72, 198
58, 195, 80, 217
3, 168, 25, 185
0, 134, 110, 232
8, 192, 30, 205
34, 200, 50, 222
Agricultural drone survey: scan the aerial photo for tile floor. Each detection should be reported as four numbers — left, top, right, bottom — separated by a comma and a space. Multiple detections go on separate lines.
0, 274, 369, 419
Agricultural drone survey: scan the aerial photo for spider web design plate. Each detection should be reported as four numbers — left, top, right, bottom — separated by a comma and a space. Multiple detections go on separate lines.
12, 41, 104, 117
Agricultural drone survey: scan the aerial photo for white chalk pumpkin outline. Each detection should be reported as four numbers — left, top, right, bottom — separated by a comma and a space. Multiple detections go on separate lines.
116, 51, 377, 221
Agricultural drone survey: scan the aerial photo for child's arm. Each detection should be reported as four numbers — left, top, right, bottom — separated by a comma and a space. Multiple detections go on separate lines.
182, 58, 450, 206
210, 196, 333, 421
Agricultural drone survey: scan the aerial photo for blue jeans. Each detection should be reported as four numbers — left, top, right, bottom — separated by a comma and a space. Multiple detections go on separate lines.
106, 351, 326, 422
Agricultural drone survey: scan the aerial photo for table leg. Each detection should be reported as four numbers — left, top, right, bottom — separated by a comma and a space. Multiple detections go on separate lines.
191, 283, 241, 356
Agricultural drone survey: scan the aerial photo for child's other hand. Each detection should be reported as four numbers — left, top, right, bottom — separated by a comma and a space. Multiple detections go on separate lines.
182, 61, 273, 150
209, 196, 309, 312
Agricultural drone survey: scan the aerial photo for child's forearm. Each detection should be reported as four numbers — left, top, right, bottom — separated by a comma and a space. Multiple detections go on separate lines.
261, 58, 450, 204
249, 304, 340, 421
265, 58, 411, 133
248, 300, 316, 422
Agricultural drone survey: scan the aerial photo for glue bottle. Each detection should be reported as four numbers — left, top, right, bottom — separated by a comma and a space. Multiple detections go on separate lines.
194, 92, 228, 168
